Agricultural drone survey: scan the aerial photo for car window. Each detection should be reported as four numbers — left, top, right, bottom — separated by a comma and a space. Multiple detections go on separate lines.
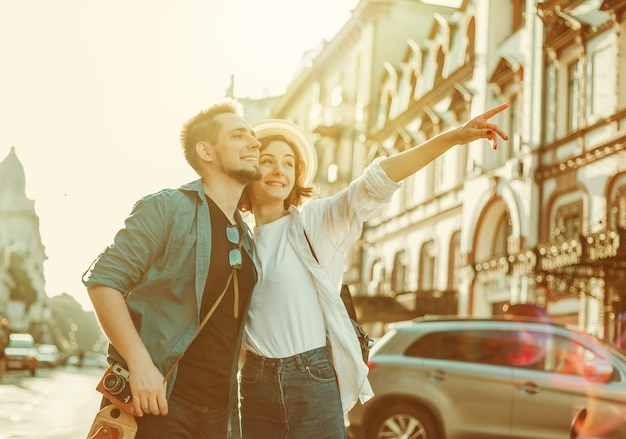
9, 339, 34, 348
507, 331, 615, 381
405, 329, 515, 366
506, 329, 548, 369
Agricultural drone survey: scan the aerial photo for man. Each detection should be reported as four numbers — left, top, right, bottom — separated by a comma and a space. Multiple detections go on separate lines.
82, 98, 260, 439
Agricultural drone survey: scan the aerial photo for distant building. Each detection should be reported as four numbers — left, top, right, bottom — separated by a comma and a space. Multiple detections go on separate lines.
0, 146, 48, 337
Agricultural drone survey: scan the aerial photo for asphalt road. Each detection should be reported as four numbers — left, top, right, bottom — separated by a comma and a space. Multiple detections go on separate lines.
0, 365, 104, 439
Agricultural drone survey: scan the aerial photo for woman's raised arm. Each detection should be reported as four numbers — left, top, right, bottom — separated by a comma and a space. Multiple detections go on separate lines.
380, 102, 510, 182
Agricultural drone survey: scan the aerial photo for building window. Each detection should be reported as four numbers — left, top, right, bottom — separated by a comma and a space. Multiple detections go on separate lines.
448, 231, 461, 291
510, 93, 521, 154
567, 60, 581, 134
377, 68, 397, 129
419, 240, 436, 291
614, 186, 626, 229
563, 215, 581, 237
499, 92, 518, 164
369, 259, 386, 296
555, 201, 582, 238
434, 46, 445, 85
493, 212, 512, 257
512, 0, 527, 32
590, 45, 615, 120
545, 62, 557, 143
391, 250, 408, 293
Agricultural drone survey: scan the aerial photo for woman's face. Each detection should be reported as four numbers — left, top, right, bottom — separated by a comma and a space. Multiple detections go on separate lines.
250, 139, 297, 205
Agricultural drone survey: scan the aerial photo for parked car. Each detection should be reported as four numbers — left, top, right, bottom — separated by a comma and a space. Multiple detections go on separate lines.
4, 333, 37, 376
347, 316, 626, 439
36, 343, 60, 368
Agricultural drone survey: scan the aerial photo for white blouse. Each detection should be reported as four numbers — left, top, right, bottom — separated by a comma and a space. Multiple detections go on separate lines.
244, 157, 401, 413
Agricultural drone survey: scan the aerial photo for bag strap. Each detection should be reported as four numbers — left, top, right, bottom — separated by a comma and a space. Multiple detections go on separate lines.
340, 284, 358, 322
303, 228, 319, 261
303, 229, 359, 323
162, 268, 237, 382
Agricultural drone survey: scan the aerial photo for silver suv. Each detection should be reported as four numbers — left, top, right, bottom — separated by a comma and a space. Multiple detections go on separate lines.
347, 316, 626, 439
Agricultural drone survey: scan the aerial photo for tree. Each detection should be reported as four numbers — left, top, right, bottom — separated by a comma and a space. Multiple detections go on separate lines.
47, 293, 107, 356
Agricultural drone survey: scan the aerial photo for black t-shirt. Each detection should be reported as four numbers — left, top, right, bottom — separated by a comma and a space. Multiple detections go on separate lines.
170, 196, 255, 407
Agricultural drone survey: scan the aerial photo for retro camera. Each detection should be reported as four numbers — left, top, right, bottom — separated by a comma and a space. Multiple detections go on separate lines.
96, 363, 133, 412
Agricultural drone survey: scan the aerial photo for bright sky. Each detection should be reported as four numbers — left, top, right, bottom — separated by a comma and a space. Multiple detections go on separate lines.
0, 0, 358, 311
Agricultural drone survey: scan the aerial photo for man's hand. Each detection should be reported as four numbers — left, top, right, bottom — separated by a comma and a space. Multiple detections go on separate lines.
128, 361, 168, 417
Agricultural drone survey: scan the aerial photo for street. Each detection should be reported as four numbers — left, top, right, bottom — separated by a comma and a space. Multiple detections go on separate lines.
0, 366, 103, 439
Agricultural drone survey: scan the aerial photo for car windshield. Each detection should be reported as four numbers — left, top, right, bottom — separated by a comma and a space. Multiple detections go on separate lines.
573, 327, 626, 361
369, 327, 398, 357
10, 340, 33, 348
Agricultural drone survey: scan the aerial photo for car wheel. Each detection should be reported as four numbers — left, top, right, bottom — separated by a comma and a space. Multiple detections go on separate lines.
367, 403, 438, 439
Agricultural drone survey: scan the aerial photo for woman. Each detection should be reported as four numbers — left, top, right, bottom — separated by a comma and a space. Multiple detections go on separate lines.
238, 103, 510, 438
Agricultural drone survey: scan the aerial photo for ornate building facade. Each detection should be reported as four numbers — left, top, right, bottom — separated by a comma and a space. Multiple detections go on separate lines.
0, 146, 48, 337
266, 0, 626, 342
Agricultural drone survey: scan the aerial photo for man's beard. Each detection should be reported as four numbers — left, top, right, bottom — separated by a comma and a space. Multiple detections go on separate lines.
225, 167, 261, 185
214, 152, 261, 185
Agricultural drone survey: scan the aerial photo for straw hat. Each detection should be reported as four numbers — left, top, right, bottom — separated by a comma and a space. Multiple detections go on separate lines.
251, 119, 318, 186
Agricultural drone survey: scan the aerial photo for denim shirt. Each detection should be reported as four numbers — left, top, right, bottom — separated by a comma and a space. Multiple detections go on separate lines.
82, 178, 256, 398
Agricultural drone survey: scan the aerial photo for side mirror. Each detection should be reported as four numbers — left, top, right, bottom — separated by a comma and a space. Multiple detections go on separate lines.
570, 408, 587, 439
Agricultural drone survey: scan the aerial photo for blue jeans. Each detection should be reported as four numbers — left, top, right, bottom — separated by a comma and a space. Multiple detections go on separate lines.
240, 346, 347, 439
134, 392, 236, 439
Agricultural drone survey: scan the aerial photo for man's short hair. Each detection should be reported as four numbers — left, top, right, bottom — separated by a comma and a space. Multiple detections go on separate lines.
180, 98, 243, 173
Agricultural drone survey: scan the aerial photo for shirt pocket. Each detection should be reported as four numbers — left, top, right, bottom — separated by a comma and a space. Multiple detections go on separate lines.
162, 233, 197, 277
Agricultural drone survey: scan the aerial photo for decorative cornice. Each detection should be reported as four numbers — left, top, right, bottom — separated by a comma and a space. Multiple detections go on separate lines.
535, 135, 626, 183
538, 0, 613, 51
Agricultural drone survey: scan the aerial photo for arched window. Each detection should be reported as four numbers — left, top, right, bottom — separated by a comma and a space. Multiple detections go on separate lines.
555, 201, 582, 238
419, 240, 436, 291
369, 259, 386, 295
493, 212, 513, 257
611, 184, 626, 229
391, 250, 408, 293
448, 231, 461, 290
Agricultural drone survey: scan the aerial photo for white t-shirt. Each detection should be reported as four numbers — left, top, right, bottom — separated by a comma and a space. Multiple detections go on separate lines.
241, 158, 401, 411
243, 215, 327, 358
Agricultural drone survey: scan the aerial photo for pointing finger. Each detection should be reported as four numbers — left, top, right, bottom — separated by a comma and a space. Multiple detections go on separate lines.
481, 102, 510, 120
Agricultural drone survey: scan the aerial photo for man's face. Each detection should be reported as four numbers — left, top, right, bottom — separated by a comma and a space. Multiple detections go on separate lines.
211, 113, 261, 184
